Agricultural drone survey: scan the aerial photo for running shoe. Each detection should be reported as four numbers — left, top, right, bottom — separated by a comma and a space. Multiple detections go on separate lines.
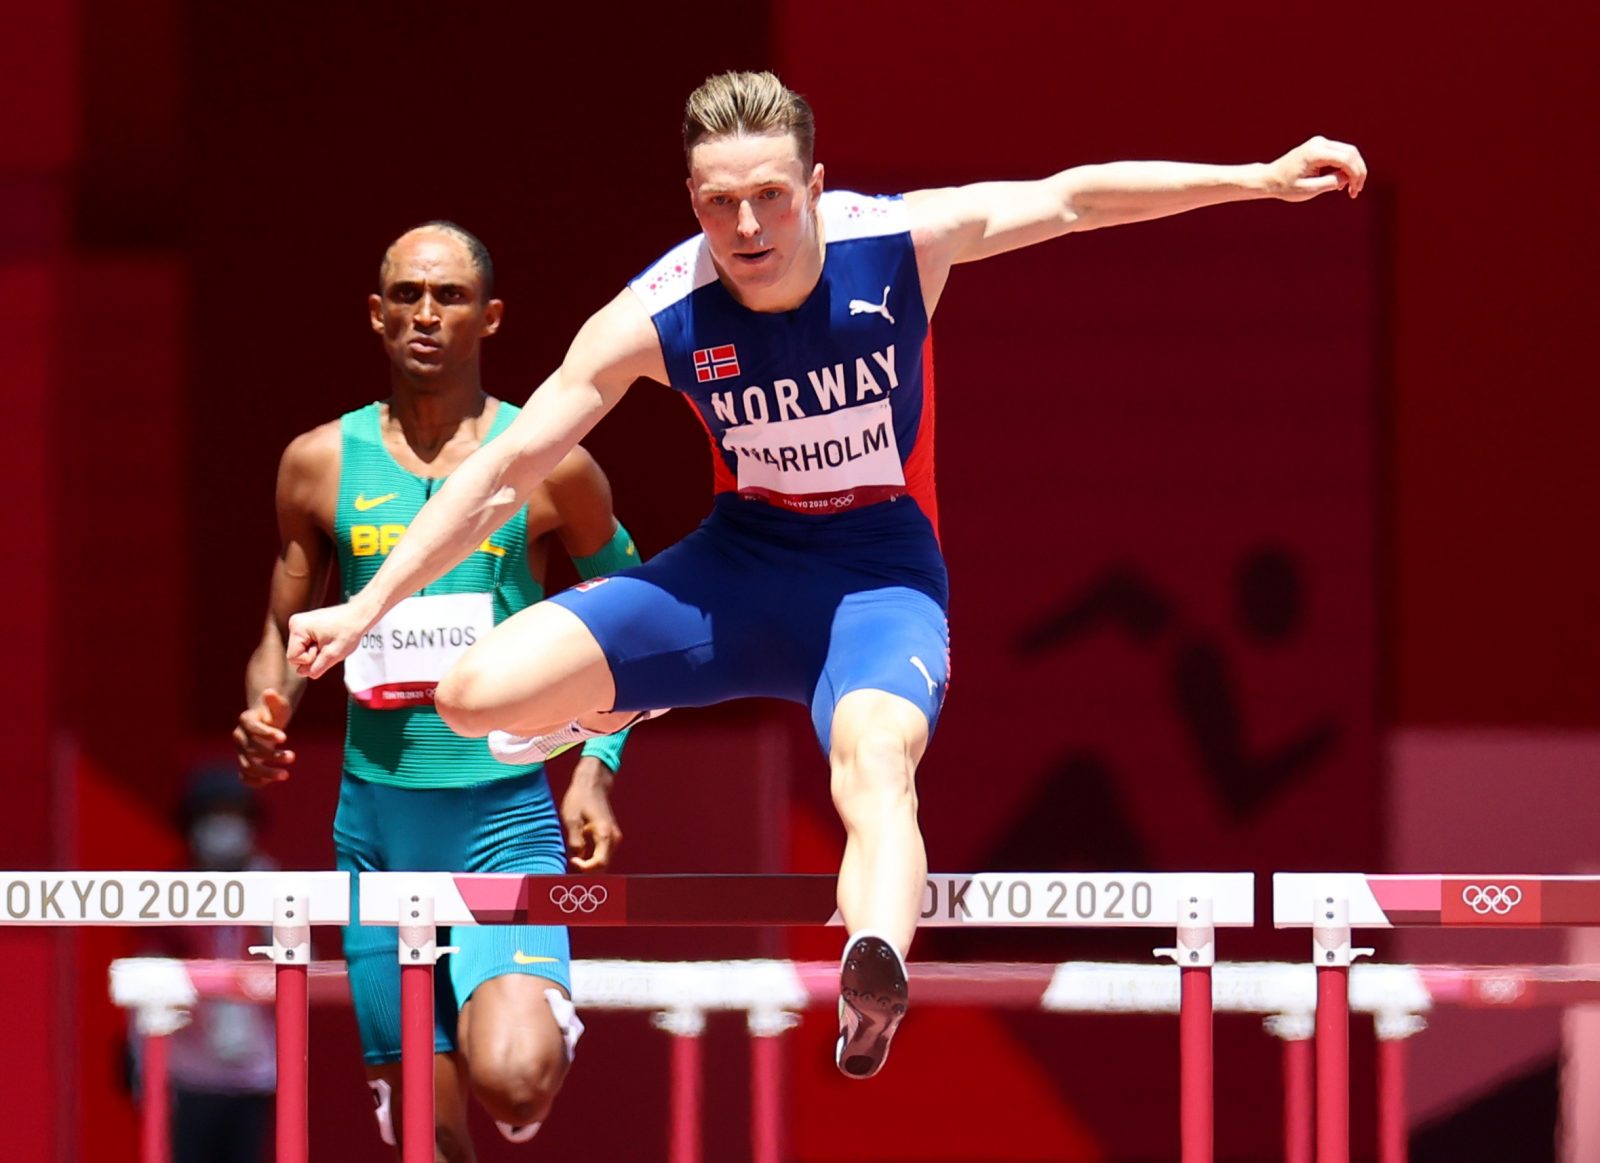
835, 930, 909, 1080
488, 709, 670, 764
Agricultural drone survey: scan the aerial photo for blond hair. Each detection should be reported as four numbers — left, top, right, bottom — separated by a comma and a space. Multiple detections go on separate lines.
682, 71, 815, 168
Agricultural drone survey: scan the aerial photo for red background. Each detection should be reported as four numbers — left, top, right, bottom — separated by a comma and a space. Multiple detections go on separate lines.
3, 0, 1595, 1159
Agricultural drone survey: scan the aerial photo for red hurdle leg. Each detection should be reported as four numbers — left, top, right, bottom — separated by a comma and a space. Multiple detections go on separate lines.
1158, 893, 1215, 1163
1312, 895, 1370, 1163
275, 958, 309, 1163
140, 1030, 171, 1163
1180, 965, 1214, 1163
272, 895, 311, 1163
1316, 964, 1350, 1163
748, 1009, 799, 1163
654, 1008, 706, 1163
1376, 1013, 1425, 1163
247, 892, 314, 1163
1264, 1014, 1314, 1163
398, 894, 451, 1163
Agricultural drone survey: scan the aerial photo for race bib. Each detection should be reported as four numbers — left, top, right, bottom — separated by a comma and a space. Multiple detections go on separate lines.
722, 399, 905, 513
343, 592, 492, 709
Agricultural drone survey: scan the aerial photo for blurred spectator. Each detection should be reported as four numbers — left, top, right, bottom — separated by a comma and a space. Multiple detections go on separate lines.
149, 767, 278, 1163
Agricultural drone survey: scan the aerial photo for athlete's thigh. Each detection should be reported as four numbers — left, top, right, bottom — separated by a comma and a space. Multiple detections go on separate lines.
546, 524, 827, 713
334, 776, 458, 1064
441, 601, 616, 732
448, 771, 572, 1012
812, 585, 950, 752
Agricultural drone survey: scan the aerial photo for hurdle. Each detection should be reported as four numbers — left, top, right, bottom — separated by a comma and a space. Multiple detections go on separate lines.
359, 870, 1253, 1163
3, 870, 347, 1163
112, 952, 1600, 1163
1274, 873, 1600, 1163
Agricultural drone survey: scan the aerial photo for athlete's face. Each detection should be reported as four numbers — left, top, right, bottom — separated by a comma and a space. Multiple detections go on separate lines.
687, 132, 824, 306
369, 231, 502, 380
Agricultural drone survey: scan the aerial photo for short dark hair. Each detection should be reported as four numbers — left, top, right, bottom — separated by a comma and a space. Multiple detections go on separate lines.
379, 220, 495, 297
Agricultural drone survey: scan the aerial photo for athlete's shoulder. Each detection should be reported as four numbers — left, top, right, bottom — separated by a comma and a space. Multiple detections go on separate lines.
281, 418, 341, 474
628, 232, 718, 316
276, 419, 341, 516
820, 190, 912, 242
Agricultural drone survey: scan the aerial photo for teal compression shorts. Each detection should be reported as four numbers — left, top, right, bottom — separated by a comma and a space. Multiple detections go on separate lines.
333, 769, 570, 1065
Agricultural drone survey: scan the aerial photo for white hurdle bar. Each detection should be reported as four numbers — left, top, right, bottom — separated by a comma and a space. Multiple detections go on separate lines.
2, 870, 347, 1163
1275, 872, 1600, 1163
359, 870, 1253, 1163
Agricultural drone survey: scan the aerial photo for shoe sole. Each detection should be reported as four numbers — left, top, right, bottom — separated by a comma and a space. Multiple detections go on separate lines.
835, 935, 908, 1079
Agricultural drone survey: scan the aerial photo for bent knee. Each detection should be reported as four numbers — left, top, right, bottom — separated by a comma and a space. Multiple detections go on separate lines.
467, 1045, 567, 1126
435, 661, 497, 738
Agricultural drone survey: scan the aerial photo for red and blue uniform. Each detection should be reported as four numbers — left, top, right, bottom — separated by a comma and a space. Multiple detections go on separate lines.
547, 191, 950, 747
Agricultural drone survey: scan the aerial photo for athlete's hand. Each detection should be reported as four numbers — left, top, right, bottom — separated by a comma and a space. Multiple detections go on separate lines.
286, 601, 372, 680
1264, 137, 1367, 202
235, 688, 295, 787
562, 757, 623, 872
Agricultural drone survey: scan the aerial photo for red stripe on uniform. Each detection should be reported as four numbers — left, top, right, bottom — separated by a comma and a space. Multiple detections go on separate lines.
682, 393, 739, 495
902, 331, 940, 541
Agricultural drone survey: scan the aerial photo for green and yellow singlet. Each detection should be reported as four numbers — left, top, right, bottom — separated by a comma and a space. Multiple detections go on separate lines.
334, 400, 544, 788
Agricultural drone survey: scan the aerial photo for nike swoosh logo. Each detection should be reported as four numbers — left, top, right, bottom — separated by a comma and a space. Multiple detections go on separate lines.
354, 492, 399, 512
478, 539, 507, 558
513, 951, 559, 965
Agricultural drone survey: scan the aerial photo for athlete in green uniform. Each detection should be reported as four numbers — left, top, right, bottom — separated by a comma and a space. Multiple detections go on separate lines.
233, 221, 638, 1158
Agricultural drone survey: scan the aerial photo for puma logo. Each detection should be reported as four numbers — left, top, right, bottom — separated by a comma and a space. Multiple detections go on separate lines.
848, 286, 895, 326
909, 656, 936, 696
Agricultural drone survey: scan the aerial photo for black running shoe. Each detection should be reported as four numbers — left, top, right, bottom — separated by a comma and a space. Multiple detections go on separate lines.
835, 931, 909, 1080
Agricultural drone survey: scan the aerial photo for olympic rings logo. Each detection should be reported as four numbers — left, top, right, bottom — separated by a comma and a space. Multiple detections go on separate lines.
829, 494, 856, 509
549, 885, 609, 914
1461, 884, 1523, 915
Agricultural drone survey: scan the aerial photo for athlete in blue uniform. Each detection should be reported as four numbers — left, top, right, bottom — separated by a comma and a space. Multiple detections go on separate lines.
237, 222, 637, 1155
286, 73, 1367, 1079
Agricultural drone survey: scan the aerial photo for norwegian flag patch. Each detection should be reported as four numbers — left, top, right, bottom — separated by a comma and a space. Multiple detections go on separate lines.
693, 344, 741, 382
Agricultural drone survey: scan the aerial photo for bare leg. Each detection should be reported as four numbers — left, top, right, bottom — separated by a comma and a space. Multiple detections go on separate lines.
828, 688, 930, 954
367, 1053, 474, 1163
437, 603, 618, 739
456, 975, 574, 1130
827, 688, 929, 1078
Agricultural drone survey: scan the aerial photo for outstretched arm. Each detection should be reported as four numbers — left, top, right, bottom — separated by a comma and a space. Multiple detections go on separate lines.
287, 290, 666, 679
908, 137, 1366, 308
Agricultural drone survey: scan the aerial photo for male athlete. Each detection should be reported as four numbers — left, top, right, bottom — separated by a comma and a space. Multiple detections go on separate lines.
285, 73, 1367, 1080
236, 221, 640, 1155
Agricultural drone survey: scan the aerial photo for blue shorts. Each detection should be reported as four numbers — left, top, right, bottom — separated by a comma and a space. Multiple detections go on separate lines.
547, 495, 951, 749
333, 770, 569, 1066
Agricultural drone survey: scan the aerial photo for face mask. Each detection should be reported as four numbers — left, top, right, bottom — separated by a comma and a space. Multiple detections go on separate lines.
190, 813, 254, 869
